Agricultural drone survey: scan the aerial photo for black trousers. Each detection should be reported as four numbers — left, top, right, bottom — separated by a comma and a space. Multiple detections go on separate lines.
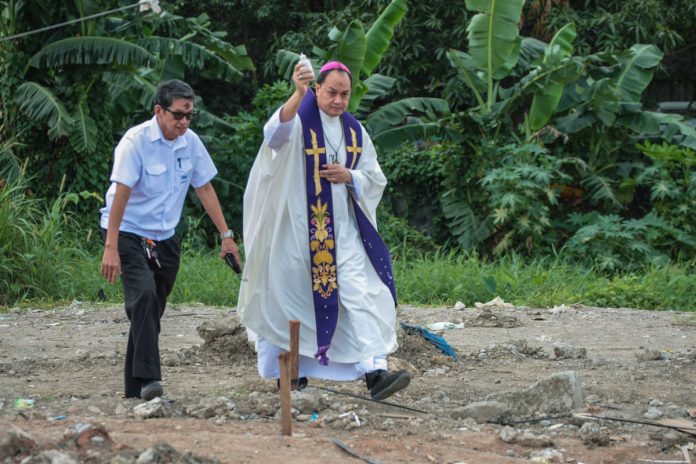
101, 229, 180, 398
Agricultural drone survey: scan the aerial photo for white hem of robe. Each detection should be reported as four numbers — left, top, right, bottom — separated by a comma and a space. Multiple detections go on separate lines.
256, 336, 388, 380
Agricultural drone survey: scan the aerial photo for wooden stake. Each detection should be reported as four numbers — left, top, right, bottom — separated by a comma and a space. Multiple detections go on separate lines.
289, 320, 300, 389
278, 352, 292, 436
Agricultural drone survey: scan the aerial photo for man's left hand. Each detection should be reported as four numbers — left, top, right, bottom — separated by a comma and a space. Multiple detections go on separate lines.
320, 163, 352, 184
220, 237, 242, 266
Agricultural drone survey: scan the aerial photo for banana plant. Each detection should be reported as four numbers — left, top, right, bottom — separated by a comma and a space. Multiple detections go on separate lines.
275, 0, 450, 151
9, 5, 254, 154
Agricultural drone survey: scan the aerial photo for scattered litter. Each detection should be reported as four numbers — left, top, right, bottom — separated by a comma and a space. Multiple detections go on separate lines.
49, 415, 67, 421
309, 412, 319, 422
474, 296, 514, 309
15, 399, 35, 409
331, 437, 380, 464
427, 321, 464, 331
400, 323, 457, 358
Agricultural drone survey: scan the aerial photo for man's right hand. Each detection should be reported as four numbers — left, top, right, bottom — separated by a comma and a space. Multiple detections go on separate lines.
292, 62, 313, 96
100, 245, 121, 284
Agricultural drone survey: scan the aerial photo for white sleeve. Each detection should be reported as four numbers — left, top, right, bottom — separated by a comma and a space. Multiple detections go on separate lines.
263, 107, 296, 150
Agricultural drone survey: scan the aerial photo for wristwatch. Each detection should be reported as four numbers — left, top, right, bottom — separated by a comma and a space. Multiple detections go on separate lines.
220, 229, 234, 240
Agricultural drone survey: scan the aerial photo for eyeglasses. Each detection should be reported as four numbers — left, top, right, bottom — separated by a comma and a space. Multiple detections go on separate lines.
164, 108, 197, 121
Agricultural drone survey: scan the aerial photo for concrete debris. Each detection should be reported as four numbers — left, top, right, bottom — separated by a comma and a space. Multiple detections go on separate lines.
579, 421, 610, 446
20, 449, 78, 464
62, 422, 112, 449
474, 296, 514, 310
553, 341, 587, 359
133, 398, 172, 419
185, 396, 236, 419
486, 371, 583, 421
0, 426, 36, 460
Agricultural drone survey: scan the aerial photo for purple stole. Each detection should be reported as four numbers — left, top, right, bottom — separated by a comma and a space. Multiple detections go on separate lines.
298, 90, 397, 365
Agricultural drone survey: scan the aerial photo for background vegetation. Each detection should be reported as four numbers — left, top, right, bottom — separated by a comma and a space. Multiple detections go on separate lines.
1, 0, 695, 310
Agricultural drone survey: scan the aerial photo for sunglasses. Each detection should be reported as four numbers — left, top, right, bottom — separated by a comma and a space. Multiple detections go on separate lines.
164, 108, 197, 121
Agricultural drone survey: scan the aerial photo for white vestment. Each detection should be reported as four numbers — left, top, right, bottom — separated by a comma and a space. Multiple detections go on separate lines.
237, 105, 397, 380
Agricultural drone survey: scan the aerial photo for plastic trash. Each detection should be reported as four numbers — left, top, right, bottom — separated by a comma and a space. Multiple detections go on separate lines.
309, 412, 319, 422
401, 323, 457, 358
15, 398, 34, 409
427, 321, 465, 330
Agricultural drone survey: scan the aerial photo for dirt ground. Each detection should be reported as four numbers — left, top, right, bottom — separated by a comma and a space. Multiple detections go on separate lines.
1, 299, 696, 463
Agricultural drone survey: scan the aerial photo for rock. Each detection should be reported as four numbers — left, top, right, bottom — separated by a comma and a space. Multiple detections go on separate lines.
529, 448, 565, 463
0, 425, 37, 460
196, 318, 244, 344
636, 349, 663, 361
133, 398, 172, 419
185, 397, 236, 419
579, 422, 610, 446
499, 428, 553, 448
454, 301, 466, 310
290, 390, 329, 415
553, 341, 587, 359
21, 450, 78, 463
644, 407, 663, 420
451, 401, 510, 424
62, 423, 112, 449
486, 371, 583, 420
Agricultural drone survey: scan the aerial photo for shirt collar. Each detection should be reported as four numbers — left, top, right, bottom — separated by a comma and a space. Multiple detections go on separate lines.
147, 115, 188, 150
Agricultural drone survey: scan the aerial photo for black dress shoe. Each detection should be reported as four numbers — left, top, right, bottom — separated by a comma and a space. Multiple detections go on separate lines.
365, 369, 411, 400
276, 377, 308, 390
141, 381, 163, 401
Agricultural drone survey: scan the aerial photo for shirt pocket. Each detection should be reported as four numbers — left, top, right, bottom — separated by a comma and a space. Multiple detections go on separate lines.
144, 163, 167, 194
175, 157, 193, 184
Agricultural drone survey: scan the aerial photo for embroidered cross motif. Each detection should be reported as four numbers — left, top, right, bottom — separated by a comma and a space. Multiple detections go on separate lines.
346, 127, 362, 169
305, 128, 326, 195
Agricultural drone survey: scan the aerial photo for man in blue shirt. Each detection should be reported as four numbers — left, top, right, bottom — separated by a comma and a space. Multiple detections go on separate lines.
99, 79, 241, 401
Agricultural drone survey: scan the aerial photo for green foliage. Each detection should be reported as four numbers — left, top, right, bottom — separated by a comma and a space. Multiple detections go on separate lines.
191, 81, 293, 236
0, 175, 89, 305
561, 212, 696, 272
635, 141, 696, 236
377, 209, 438, 260
380, 140, 451, 243
479, 143, 579, 255
274, 0, 450, 152
1, 1, 255, 229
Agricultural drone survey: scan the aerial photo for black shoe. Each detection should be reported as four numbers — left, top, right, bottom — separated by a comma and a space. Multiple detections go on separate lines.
141, 381, 163, 401
366, 369, 411, 400
276, 377, 308, 390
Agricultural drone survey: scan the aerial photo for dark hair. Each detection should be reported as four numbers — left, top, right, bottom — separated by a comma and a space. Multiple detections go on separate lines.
154, 79, 195, 108
316, 69, 353, 86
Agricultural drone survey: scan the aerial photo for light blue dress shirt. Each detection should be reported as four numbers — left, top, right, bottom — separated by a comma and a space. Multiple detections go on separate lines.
100, 116, 217, 240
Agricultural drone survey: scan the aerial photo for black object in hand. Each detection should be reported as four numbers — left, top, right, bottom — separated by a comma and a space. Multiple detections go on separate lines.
225, 253, 242, 274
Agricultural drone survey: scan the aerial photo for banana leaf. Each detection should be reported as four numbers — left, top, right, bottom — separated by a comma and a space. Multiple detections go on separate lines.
15, 82, 74, 140
465, 0, 524, 81
70, 100, 98, 154
362, 0, 408, 76
447, 49, 486, 108
333, 20, 367, 112
366, 97, 450, 135
356, 74, 397, 117
28, 36, 156, 69
614, 44, 663, 103
527, 23, 576, 131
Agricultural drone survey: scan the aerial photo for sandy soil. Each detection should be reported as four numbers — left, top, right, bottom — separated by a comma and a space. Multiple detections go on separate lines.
1, 300, 696, 463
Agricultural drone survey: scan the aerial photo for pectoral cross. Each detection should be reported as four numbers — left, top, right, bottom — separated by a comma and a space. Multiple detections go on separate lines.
305, 129, 326, 195
346, 127, 362, 169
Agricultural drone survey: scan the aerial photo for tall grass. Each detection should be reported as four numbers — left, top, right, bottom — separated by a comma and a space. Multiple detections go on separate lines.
0, 175, 88, 305
2, 178, 694, 312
